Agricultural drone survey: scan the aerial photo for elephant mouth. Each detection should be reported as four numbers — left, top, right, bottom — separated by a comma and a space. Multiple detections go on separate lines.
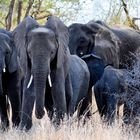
27, 74, 52, 89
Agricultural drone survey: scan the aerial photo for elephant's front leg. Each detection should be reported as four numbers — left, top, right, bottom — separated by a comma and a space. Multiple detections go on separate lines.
51, 71, 67, 126
65, 74, 73, 116
0, 95, 9, 130
45, 82, 54, 120
20, 77, 35, 130
106, 94, 117, 124
8, 71, 21, 127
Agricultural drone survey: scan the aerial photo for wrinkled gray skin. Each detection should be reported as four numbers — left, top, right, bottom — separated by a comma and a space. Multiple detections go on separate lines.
68, 21, 140, 125
94, 66, 128, 124
69, 55, 90, 117
69, 20, 140, 69
13, 16, 90, 130
0, 29, 20, 130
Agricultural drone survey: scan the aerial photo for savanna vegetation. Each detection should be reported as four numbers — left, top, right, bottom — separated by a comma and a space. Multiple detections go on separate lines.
0, 0, 140, 140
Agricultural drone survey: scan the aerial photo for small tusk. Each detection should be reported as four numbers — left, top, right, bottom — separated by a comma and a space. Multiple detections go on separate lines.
48, 74, 52, 87
3, 68, 6, 73
27, 75, 33, 89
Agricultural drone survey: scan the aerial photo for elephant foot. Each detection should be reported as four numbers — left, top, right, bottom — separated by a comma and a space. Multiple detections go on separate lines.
1, 118, 9, 131
35, 109, 45, 119
12, 116, 20, 128
20, 115, 33, 131
20, 120, 32, 131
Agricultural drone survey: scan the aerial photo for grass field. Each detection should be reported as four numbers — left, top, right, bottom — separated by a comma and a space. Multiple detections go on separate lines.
0, 97, 139, 140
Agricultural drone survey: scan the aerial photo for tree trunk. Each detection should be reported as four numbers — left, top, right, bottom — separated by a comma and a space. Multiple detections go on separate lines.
5, 0, 16, 30
24, 0, 34, 18
121, 0, 139, 30
17, 0, 23, 24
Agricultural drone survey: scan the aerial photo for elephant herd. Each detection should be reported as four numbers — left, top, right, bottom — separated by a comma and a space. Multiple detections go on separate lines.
0, 16, 140, 131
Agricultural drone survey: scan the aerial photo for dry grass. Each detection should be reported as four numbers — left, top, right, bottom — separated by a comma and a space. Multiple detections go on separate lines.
0, 97, 139, 140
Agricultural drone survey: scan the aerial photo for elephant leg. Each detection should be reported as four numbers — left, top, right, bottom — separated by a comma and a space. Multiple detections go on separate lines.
20, 78, 24, 107
51, 73, 67, 126
7, 71, 20, 127
20, 79, 35, 130
45, 82, 54, 120
77, 97, 90, 119
65, 74, 73, 116
0, 95, 9, 130
94, 84, 105, 117
77, 88, 92, 119
123, 102, 132, 125
106, 94, 117, 124
77, 85, 92, 121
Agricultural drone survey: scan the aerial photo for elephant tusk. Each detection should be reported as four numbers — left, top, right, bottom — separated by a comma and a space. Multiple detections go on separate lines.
48, 74, 52, 87
3, 68, 6, 73
27, 75, 33, 89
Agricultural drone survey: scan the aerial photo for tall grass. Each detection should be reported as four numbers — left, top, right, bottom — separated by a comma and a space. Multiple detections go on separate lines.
0, 99, 139, 140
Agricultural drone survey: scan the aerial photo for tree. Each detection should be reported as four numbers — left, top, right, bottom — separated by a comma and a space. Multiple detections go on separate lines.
0, 0, 81, 30
92, 0, 140, 30
121, 0, 139, 30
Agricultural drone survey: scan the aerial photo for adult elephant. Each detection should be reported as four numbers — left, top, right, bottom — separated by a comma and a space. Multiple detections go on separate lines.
94, 66, 128, 124
68, 21, 140, 121
13, 16, 90, 130
0, 29, 21, 130
68, 20, 140, 69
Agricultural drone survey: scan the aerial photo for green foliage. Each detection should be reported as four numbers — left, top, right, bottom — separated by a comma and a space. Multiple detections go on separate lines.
0, 0, 80, 29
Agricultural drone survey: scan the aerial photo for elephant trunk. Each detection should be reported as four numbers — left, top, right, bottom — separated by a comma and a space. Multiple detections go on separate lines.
33, 71, 47, 119
32, 56, 51, 119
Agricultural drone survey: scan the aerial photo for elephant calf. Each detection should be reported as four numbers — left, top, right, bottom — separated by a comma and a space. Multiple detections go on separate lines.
94, 65, 128, 124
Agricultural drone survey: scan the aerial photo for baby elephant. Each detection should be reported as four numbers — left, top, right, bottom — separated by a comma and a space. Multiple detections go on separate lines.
94, 65, 128, 124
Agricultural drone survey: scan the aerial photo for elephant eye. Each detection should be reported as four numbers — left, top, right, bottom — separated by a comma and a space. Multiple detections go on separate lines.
6, 51, 9, 54
51, 51, 54, 55
28, 51, 31, 56
6, 49, 11, 55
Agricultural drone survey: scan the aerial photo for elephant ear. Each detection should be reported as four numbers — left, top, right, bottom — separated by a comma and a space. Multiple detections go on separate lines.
45, 16, 69, 69
12, 16, 39, 72
8, 37, 20, 73
12, 16, 39, 52
0, 29, 19, 73
93, 28, 120, 68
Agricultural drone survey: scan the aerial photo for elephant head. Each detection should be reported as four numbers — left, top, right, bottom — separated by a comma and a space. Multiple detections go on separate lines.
68, 21, 121, 68
93, 28, 120, 68
13, 16, 69, 119
0, 29, 19, 95
68, 22, 102, 57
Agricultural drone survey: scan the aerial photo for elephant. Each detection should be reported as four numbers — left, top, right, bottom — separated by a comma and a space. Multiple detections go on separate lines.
69, 55, 90, 118
81, 54, 105, 90
0, 29, 21, 130
94, 65, 128, 124
68, 20, 140, 69
12, 16, 90, 130
68, 22, 140, 122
